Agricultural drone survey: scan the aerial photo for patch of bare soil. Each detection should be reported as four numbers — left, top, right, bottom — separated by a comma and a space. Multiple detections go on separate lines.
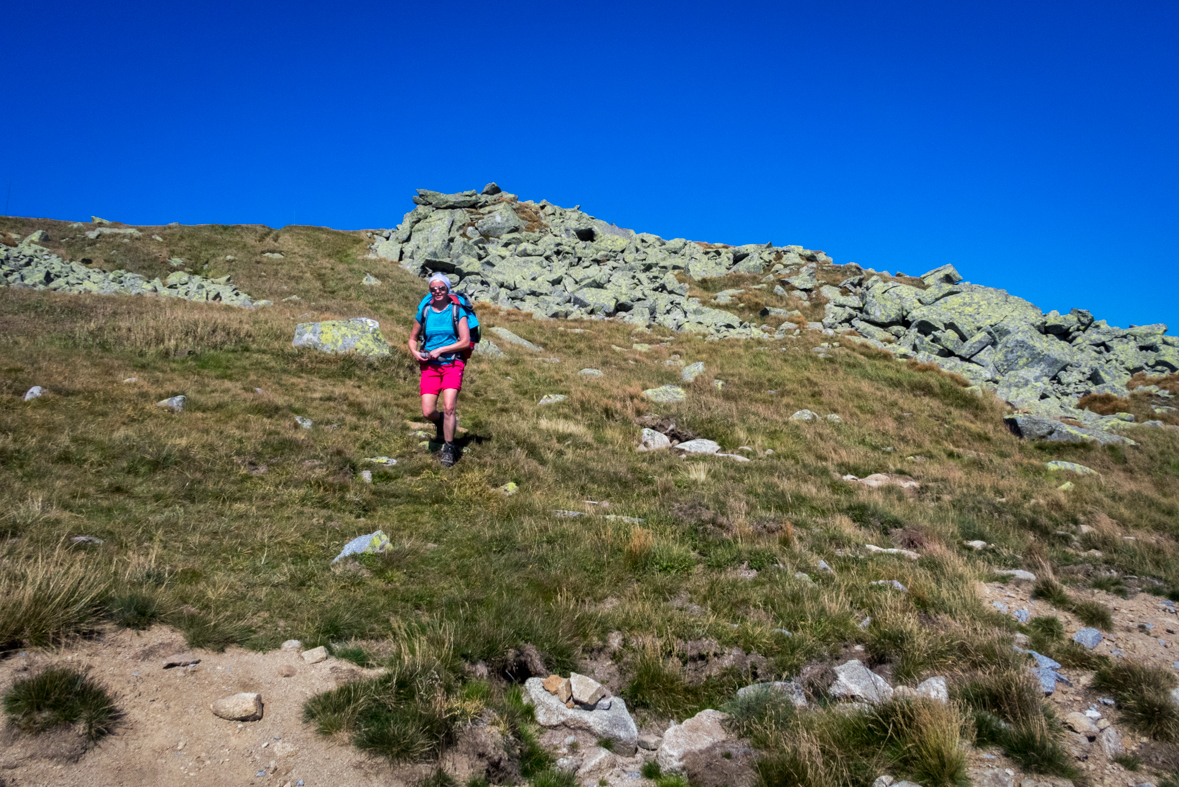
0, 624, 417, 787
977, 578, 1179, 785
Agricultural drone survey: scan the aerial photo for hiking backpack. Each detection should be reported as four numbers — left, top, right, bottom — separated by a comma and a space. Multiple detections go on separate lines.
416, 292, 481, 360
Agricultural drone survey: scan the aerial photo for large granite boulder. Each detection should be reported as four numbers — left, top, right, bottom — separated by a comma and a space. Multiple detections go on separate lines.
292, 318, 392, 357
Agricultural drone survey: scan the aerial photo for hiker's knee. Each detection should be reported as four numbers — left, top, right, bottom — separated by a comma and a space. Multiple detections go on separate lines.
442, 403, 457, 417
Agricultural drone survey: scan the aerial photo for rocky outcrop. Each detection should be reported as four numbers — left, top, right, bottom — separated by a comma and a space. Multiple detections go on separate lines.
372, 187, 1175, 421
1, 242, 269, 308
369, 187, 835, 339
820, 267, 1175, 417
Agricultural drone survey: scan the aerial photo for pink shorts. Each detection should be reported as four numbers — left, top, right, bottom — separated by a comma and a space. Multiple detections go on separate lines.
419, 359, 465, 396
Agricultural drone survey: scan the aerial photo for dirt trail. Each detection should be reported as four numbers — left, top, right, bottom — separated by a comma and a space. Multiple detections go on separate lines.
0, 625, 417, 787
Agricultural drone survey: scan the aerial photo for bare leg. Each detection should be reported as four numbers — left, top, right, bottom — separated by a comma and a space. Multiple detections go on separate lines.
440, 388, 459, 443
420, 393, 441, 424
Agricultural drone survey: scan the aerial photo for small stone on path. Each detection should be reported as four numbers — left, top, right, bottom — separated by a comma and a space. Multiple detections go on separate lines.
302, 646, 328, 664
211, 693, 264, 721
277, 665, 297, 678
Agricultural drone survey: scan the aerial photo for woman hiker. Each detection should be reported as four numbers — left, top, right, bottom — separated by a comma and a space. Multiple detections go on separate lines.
407, 273, 470, 467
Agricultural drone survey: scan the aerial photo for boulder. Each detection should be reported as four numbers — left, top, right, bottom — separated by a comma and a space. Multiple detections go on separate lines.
638, 428, 671, 452
681, 362, 706, 383
157, 395, 187, 412
643, 385, 687, 403
292, 318, 391, 357
893, 676, 948, 703
476, 204, 524, 238
656, 709, 730, 774
1073, 628, 1103, 649
920, 264, 963, 286
736, 681, 807, 707
523, 677, 638, 754
210, 693, 264, 721
675, 439, 721, 454
1005, 415, 1131, 446
829, 660, 893, 704
1064, 712, 1098, 737
1046, 460, 1098, 475
23, 386, 43, 401
1098, 726, 1124, 758
332, 530, 392, 563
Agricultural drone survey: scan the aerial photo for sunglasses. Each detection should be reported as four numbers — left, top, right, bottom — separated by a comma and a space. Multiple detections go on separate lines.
429, 286, 448, 293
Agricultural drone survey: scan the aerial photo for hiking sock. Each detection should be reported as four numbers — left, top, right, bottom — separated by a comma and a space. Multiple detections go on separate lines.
433, 418, 445, 443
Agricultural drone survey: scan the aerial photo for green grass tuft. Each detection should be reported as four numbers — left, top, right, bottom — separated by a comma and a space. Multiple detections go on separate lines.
1092, 661, 1179, 742
106, 591, 163, 630
2, 667, 121, 742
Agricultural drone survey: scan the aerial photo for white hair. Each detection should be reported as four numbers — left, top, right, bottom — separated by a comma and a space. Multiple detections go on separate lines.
427, 273, 451, 291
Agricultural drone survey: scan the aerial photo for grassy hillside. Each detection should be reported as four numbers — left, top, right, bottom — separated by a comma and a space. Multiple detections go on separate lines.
2, 217, 1179, 786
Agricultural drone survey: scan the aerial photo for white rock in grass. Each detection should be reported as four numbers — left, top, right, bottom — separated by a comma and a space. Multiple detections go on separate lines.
210, 693, 263, 721
893, 676, 948, 703
716, 453, 751, 462
1073, 628, 1103, 649
681, 362, 706, 383
829, 660, 893, 704
157, 395, 186, 411
280, 639, 302, 652
295, 416, 313, 429
736, 681, 807, 707
865, 544, 920, 560
360, 470, 373, 484
675, 439, 720, 454
538, 394, 567, 406
579, 368, 604, 377
789, 409, 819, 421
638, 428, 671, 452
995, 568, 1036, 582
964, 540, 988, 550
656, 709, 730, 774
23, 386, 44, 401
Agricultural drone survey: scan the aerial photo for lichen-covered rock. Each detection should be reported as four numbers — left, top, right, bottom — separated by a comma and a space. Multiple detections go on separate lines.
643, 385, 687, 403
292, 318, 391, 357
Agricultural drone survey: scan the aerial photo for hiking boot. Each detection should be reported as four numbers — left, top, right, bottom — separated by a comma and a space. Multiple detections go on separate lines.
439, 442, 458, 468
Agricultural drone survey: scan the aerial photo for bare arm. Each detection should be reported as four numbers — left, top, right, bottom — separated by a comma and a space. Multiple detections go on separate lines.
407, 320, 428, 361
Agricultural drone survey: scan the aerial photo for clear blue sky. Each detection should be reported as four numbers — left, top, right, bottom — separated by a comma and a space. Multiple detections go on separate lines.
5, 1, 1177, 330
